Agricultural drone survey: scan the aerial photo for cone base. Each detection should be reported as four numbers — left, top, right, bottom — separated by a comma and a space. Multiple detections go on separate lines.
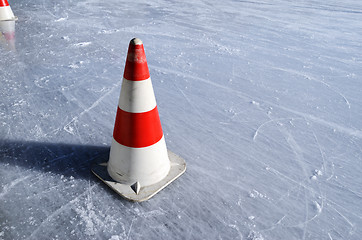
0, 16, 18, 22
91, 150, 186, 202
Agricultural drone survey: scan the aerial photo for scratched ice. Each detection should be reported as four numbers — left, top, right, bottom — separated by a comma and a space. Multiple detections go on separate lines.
1, 0, 362, 239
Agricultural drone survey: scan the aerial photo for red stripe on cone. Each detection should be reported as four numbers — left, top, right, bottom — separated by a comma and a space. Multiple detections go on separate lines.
123, 40, 150, 81
0, 0, 9, 7
113, 106, 163, 148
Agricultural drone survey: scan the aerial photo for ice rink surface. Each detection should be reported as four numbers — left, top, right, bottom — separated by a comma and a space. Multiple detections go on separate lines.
1, 0, 362, 239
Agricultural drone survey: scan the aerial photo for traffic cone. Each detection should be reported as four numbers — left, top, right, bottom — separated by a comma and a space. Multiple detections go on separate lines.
92, 38, 186, 202
0, 0, 17, 21
0, 20, 15, 50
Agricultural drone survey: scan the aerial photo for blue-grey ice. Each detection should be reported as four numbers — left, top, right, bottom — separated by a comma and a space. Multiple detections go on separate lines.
1, 0, 362, 239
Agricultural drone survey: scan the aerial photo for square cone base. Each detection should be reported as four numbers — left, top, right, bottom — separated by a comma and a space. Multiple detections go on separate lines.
91, 150, 186, 202
0, 16, 18, 21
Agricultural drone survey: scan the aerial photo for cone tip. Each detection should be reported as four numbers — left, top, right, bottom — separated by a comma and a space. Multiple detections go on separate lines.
130, 38, 143, 46
0, 0, 10, 7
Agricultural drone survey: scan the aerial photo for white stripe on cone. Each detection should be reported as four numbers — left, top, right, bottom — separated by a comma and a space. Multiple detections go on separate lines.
0, 6, 16, 21
118, 77, 157, 113
108, 136, 170, 186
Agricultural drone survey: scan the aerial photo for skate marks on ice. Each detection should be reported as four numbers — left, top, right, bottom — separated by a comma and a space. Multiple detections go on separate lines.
155, 63, 362, 238
152, 63, 362, 141
150, 65, 360, 238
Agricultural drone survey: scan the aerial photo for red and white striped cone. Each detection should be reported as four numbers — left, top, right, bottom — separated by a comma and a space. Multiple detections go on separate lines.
92, 38, 186, 202
0, 0, 17, 21
0, 20, 15, 50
